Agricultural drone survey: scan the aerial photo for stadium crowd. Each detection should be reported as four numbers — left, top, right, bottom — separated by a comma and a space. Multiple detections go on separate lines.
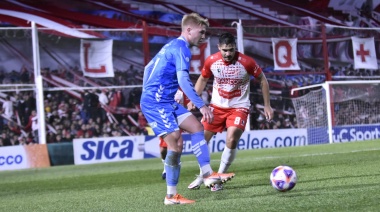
5, 62, 379, 146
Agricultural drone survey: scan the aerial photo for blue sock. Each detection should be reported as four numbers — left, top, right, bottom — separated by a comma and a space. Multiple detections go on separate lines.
191, 131, 210, 167
165, 151, 181, 186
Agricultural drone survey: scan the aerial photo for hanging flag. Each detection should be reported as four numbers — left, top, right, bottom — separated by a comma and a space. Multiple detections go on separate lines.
190, 38, 210, 74
80, 39, 114, 78
272, 38, 300, 70
351, 37, 378, 69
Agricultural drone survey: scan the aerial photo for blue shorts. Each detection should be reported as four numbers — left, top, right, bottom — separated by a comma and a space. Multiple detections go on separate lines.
141, 101, 191, 137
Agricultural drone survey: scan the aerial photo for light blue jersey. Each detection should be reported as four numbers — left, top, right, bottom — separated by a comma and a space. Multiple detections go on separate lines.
142, 37, 190, 103
140, 36, 204, 136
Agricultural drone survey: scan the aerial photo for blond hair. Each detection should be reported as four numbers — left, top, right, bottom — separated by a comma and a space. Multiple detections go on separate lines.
181, 13, 209, 30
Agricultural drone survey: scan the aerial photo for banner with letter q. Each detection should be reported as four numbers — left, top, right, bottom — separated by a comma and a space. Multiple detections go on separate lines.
272, 38, 300, 70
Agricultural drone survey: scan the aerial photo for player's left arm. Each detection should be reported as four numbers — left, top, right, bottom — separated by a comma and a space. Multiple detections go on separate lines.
177, 70, 214, 123
256, 72, 274, 121
245, 56, 274, 121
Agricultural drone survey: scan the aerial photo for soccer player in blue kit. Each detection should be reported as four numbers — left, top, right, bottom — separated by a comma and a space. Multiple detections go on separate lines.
140, 13, 235, 205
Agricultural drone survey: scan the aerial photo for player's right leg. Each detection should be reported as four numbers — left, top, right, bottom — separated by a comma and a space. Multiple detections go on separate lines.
187, 130, 213, 190
177, 105, 210, 173
159, 138, 168, 180
204, 172, 235, 188
141, 102, 194, 204
188, 172, 235, 189
180, 110, 235, 189
163, 131, 195, 205
210, 108, 247, 191
217, 110, 246, 174
187, 106, 239, 190
188, 175, 203, 190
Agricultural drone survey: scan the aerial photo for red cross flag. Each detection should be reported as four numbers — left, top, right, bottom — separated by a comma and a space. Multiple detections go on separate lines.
271, 38, 300, 70
80, 39, 115, 78
351, 37, 378, 70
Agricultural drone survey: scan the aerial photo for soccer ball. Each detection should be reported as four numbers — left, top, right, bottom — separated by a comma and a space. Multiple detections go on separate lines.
270, 165, 297, 192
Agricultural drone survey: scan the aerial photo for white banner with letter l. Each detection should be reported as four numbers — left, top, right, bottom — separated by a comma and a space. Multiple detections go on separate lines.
272, 38, 300, 70
351, 37, 378, 70
80, 39, 114, 78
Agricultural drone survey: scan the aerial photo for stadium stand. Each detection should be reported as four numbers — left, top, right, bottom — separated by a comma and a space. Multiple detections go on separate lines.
1, 0, 379, 144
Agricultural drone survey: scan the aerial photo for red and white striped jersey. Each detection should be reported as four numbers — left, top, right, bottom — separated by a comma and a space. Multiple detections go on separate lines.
201, 51, 262, 109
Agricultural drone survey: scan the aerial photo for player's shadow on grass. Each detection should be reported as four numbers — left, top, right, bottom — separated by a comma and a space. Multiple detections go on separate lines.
298, 173, 374, 183
277, 182, 379, 198
207, 182, 379, 201
217, 173, 376, 192
252, 173, 374, 187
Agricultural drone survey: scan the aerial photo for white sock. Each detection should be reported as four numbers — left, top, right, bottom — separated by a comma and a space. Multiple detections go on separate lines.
167, 186, 177, 197
162, 159, 166, 172
200, 164, 213, 178
195, 143, 214, 178
218, 146, 237, 173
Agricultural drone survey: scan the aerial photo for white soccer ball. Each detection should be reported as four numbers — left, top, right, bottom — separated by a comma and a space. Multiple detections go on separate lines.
270, 165, 297, 192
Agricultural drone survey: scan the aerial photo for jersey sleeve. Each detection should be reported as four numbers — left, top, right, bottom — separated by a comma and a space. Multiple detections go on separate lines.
201, 56, 213, 78
174, 44, 191, 72
245, 57, 263, 78
177, 71, 205, 109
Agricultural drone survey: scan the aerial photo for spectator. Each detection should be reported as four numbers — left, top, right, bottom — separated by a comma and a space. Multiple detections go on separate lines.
9, 134, 19, 146
125, 64, 138, 85
127, 87, 142, 109
61, 133, 72, 142
97, 89, 109, 122
108, 89, 123, 108
83, 90, 99, 122
58, 101, 68, 119
7, 121, 21, 135
55, 134, 63, 143
2, 95, 14, 125
1, 132, 11, 146
24, 110, 39, 143
15, 94, 27, 125
46, 131, 56, 143
18, 136, 27, 145
137, 111, 147, 130
24, 92, 36, 118
20, 66, 30, 83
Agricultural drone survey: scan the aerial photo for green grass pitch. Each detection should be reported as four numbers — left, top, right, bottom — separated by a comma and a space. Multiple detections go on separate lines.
1, 140, 379, 212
